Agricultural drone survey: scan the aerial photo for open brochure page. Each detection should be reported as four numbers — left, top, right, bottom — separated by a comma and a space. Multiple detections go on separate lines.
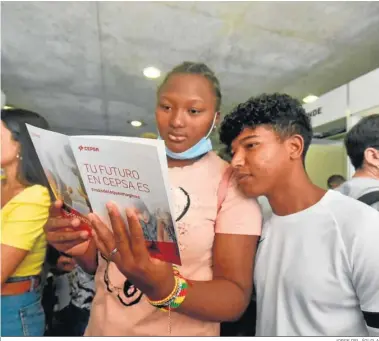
69, 136, 181, 265
26, 124, 92, 233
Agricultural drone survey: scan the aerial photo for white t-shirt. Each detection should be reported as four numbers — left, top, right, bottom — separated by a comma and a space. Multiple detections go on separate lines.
336, 177, 379, 211
254, 190, 379, 336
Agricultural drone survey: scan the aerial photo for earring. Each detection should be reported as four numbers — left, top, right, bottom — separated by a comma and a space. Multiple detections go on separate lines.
16, 153, 23, 160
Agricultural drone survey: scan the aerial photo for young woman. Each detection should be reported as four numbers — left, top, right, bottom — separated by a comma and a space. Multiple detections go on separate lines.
44, 62, 262, 336
1, 109, 51, 336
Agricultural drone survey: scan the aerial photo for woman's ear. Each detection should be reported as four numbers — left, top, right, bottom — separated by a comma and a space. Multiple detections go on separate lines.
214, 112, 221, 129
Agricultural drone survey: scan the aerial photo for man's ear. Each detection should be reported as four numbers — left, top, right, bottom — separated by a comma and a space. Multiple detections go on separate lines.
286, 134, 304, 160
364, 147, 379, 168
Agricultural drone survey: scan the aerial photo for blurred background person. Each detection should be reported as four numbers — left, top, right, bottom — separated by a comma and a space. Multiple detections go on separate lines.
1, 109, 51, 336
337, 114, 379, 210
327, 174, 346, 189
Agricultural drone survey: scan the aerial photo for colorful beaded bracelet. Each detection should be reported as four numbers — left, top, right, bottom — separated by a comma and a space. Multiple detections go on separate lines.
147, 268, 189, 312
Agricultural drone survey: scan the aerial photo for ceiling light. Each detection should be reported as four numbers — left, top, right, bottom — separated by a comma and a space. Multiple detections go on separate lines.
302, 95, 319, 104
3, 105, 14, 110
130, 120, 143, 127
143, 66, 161, 79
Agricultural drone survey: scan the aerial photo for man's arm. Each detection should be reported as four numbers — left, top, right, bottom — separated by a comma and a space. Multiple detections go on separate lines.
349, 208, 379, 336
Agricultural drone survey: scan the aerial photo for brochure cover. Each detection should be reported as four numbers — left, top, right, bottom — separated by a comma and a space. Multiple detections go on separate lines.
27, 125, 181, 265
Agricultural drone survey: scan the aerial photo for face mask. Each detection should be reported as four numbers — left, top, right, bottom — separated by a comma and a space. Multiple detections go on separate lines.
158, 113, 218, 160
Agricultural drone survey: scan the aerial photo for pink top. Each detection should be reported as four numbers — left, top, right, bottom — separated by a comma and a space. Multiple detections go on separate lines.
85, 152, 262, 336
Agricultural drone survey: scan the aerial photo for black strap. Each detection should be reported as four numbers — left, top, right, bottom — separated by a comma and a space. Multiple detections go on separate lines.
362, 310, 379, 329
357, 191, 379, 206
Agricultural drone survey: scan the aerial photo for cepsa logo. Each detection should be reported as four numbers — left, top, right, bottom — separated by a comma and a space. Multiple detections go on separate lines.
78, 145, 99, 152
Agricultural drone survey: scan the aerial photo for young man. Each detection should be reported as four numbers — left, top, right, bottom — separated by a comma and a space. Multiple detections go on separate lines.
219, 93, 379, 336
337, 114, 379, 210
327, 174, 346, 189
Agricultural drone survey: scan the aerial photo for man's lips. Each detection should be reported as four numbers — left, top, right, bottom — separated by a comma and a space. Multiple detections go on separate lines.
235, 173, 252, 182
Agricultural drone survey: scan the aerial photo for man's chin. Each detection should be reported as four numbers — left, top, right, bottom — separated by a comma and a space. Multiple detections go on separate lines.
238, 182, 263, 198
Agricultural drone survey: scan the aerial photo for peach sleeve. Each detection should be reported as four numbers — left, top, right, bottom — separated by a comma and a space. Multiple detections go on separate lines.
215, 178, 262, 236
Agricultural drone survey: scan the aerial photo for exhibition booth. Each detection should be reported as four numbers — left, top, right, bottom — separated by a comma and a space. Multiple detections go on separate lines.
303, 68, 379, 188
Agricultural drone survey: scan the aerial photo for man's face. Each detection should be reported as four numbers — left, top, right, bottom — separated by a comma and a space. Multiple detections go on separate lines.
230, 126, 301, 198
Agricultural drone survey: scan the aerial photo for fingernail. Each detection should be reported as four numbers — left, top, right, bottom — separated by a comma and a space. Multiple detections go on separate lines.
106, 203, 113, 214
72, 218, 80, 227
125, 208, 133, 218
80, 231, 89, 239
88, 214, 95, 225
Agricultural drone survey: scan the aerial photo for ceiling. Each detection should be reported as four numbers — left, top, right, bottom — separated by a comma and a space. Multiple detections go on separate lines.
2, 1, 379, 146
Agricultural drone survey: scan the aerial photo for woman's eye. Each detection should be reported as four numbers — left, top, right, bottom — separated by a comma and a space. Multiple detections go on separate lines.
189, 108, 201, 115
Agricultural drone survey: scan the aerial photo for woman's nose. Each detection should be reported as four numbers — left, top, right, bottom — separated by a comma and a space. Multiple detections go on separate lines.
169, 109, 186, 128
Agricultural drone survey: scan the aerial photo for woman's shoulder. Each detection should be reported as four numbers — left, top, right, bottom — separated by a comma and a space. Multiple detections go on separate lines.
204, 151, 229, 173
13, 184, 51, 207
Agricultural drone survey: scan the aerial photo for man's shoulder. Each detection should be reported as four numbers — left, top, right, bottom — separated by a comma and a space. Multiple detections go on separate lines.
323, 190, 379, 236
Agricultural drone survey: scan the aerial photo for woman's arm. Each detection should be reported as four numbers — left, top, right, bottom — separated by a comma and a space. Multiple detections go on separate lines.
1, 245, 29, 285
176, 233, 258, 321
174, 175, 261, 321
1, 186, 51, 284
90, 186, 262, 322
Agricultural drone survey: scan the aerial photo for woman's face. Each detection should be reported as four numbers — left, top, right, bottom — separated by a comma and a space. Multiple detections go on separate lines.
1, 121, 19, 167
155, 73, 218, 153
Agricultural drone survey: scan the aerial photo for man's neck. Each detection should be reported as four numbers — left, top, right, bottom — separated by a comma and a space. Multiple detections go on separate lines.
267, 168, 327, 217
353, 167, 379, 180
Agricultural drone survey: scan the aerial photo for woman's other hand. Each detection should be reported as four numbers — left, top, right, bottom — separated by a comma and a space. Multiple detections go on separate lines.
44, 200, 91, 256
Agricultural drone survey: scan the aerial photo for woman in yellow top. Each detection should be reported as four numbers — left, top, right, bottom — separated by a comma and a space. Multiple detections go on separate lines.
1, 109, 51, 336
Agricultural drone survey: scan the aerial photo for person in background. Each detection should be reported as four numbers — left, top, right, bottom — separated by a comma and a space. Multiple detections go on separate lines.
1, 109, 51, 336
43, 61, 262, 336
219, 93, 379, 336
337, 114, 379, 210
327, 174, 346, 189
46, 255, 95, 336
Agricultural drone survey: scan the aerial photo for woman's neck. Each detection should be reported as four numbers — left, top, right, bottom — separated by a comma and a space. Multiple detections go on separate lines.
167, 154, 207, 168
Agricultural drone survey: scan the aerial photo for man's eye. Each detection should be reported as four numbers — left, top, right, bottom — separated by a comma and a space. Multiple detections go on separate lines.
245, 143, 256, 149
160, 104, 171, 111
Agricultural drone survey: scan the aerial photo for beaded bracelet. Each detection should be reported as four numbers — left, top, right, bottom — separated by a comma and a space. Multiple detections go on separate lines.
159, 276, 188, 312
147, 275, 180, 307
147, 268, 189, 312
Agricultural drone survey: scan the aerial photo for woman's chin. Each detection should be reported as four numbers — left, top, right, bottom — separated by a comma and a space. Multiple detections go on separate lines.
165, 142, 189, 153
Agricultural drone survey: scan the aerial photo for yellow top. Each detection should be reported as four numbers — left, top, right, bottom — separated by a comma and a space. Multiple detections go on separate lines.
1, 185, 50, 277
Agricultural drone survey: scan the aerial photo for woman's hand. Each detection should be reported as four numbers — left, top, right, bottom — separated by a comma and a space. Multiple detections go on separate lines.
88, 202, 176, 301
44, 200, 91, 257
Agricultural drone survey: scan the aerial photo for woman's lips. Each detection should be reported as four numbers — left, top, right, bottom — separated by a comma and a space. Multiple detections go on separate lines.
168, 134, 186, 143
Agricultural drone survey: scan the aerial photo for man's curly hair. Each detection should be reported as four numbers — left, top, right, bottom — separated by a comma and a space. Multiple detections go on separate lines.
219, 93, 313, 160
